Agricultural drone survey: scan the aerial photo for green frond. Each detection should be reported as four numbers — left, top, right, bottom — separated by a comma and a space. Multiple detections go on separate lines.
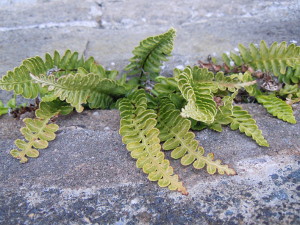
35, 100, 73, 119
182, 66, 257, 92
208, 95, 236, 132
87, 93, 114, 109
31, 73, 126, 112
182, 148, 236, 175
153, 76, 179, 95
231, 71, 262, 97
175, 67, 217, 124
278, 66, 300, 84
189, 66, 214, 82
230, 106, 269, 146
0, 65, 41, 98
187, 66, 236, 92
224, 41, 300, 79
156, 98, 236, 175
0, 50, 114, 99
279, 84, 300, 97
118, 89, 188, 195
125, 28, 176, 80
256, 95, 296, 124
10, 100, 72, 163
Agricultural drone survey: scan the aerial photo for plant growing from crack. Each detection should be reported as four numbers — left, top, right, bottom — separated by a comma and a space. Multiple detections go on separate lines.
0, 28, 299, 195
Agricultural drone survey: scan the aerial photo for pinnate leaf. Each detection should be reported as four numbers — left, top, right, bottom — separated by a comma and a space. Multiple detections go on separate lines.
31, 73, 126, 112
157, 98, 236, 175
230, 106, 269, 147
175, 67, 217, 124
125, 28, 176, 80
119, 90, 188, 195
9, 100, 71, 163
256, 95, 296, 124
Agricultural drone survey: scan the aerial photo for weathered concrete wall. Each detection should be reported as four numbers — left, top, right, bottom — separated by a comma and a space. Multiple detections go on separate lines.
0, 0, 299, 224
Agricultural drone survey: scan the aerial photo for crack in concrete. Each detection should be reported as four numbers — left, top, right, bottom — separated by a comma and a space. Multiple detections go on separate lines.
83, 40, 91, 58
0, 21, 99, 32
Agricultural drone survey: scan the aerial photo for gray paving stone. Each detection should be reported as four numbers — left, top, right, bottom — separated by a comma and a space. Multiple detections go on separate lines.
0, 105, 299, 224
0, 0, 299, 224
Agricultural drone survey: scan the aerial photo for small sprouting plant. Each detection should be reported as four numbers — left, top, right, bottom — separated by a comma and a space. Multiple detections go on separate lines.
1, 28, 299, 195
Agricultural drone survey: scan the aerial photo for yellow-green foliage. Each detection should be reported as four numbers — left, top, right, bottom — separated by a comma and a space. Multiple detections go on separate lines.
223, 41, 300, 76
0, 50, 114, 99
172, 67, 257, 126
157, 98, 236, 175
278, 66, 300, 84
125, 28, 176, 80
208, 95, 236, 132
188, 66, 256, 92
174, 67, 217, 124
31, 73, 126, 112
10, 100, 73, 163
159, 67, 267, 145
0, 64, 41, 98
279, 84, 300, 97
230, 106, 269, 147
256, 95, 296, 124
1, 28, 299, 195
118, 90, 188, 195
234, 72, 297, 124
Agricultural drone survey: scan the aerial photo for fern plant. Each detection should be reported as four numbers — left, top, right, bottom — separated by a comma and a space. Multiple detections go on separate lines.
1, 28, 299, 195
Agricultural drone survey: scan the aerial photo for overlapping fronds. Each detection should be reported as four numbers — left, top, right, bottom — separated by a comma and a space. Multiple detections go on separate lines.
279, 84, 300, 97
256, 95, 296, 124
157, 98, 236, 175
208, 95, 235, 132
0, 50, 114, 99
278, 66, 300, 84
230, 106, 269, 146
125, 28, 176, 80
31, 73, 126, 112
3, 28, 300, 195
188, 66, 253, 92
175, 66, 256, 93
118, 90, 188, 195
222, 41, 300, 79
10, 100, 73, 163
232, 72, 262, 97
233, 72, 296, 123
175, 67, 217, 124
153, 76, 179, 95
0, 64, 41, 98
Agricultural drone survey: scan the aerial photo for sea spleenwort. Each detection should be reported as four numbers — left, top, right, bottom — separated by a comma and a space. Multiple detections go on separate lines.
118, 90, 188, 195
30, 73, 127, 112
230, 106, 269, 147
10, 100, 73, 163
125, 28, 176, 81
256, 95, 296, 124
175, 67, 217, 124
0, 28, 299, 194
0, 50, 112, 99
223, 40, 300, 79
157, 98, 236, 175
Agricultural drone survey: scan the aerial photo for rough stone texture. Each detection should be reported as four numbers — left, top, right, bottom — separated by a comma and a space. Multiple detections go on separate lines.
0, 0, 300, 224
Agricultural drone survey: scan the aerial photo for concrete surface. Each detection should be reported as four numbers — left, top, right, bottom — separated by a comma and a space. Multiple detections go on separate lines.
0, 0, 300, 224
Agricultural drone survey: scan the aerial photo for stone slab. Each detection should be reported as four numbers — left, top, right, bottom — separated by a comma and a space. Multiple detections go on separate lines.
0, 104, 299, 224
0, 0, 299, 224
